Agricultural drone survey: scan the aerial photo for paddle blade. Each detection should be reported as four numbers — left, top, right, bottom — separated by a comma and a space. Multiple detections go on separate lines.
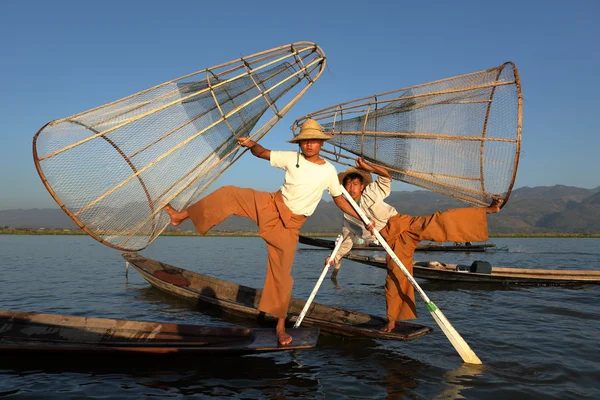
429, 304, 482, 365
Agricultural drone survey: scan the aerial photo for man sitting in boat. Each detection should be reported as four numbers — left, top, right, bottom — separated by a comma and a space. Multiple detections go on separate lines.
330, 158, 502, 332
163, 119, 370, 346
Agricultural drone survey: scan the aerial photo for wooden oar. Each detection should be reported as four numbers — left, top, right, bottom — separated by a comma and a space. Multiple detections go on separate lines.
294, 235, 344, 328
340, 186, 482, 365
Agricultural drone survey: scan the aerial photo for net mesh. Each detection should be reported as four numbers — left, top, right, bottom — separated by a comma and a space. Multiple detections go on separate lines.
33, 42, 326, 251
293, 62, 522, 207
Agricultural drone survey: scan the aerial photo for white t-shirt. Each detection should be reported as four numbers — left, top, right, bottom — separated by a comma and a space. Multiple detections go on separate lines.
270, 151, 342, 216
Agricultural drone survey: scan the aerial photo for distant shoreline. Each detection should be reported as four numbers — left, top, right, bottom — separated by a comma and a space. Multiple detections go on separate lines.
1, 229, 599, 238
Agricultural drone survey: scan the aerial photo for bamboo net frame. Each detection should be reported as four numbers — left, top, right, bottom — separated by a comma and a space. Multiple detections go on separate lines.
33, 42, 326, 251
293, 62, 522, 207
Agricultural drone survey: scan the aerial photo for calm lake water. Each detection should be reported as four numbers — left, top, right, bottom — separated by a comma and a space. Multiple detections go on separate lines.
1, 235, 599, 399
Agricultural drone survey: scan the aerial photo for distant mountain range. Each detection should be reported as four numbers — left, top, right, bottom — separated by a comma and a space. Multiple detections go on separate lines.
2, 185, 600, 234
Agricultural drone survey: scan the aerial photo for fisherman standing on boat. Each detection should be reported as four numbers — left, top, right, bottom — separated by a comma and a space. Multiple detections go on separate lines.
329, 159, 395, 272
164, 119, 370, 345
330, 158, 502, 332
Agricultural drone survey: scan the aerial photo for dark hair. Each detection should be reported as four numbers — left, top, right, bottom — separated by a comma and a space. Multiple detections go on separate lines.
343, 172, 364, 186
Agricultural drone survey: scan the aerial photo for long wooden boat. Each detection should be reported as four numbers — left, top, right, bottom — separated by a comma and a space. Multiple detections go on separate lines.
0, 310, 318, 355
343, 254, 600, 286
299, 235, 497, 252
122, 253, 433, 341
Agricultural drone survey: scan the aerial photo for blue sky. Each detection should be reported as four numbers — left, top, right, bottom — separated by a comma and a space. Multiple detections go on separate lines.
1, 0, 599, 210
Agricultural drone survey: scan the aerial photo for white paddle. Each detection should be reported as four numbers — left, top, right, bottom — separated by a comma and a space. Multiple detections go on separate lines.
294, 235, 344, 328
340, 186, 482, 364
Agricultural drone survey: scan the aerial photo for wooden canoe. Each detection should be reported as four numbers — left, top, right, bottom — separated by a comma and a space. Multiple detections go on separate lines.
122, 252, 433, 341
299, 235, 497, 252
0, 310, 318, 355
343, 254, 600, 286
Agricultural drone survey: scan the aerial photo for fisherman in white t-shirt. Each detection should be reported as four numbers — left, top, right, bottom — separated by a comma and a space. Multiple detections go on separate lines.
164, 119, 369, 345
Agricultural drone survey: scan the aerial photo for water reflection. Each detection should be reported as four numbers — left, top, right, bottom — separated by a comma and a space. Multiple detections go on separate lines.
305, 336, 422, 398
135, 355, 320, 398
0, 353, 320, 398
434, 363, 484, 400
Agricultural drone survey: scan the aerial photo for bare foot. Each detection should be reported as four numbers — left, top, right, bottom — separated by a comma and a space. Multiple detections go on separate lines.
381, 321, 395, 333
486, 198, 503, 214
276, 329, 293, 346
276, 318, 292, 346
163, 204, 187, 226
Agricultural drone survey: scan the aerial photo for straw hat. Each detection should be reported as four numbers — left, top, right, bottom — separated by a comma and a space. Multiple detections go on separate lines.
338, 167, 373, 186
288, 119, 333, 143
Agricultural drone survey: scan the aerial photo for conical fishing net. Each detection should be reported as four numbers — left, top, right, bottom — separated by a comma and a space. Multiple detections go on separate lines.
33, 42, 326, 251
293, 62, 522, 207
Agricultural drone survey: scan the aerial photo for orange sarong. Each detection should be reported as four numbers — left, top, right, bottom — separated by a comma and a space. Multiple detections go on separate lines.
380, 207, 489, 322
186, 186, 306, 319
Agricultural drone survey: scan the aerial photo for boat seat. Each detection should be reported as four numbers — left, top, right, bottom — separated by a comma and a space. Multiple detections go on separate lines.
469, 260, 492, 274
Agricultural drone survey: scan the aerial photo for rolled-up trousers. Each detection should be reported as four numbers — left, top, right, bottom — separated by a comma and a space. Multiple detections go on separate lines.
380, 208, 489, 322
185, 186, 306, 319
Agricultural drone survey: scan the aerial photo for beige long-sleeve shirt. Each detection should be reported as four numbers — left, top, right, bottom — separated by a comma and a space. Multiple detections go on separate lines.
334, 176, 398, 263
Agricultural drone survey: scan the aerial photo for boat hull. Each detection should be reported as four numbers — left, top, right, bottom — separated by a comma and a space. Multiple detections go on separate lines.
0, 310, 318, 355
343, 254, 600, 286
122, 253, 433, 341
299, 235, 495, 252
